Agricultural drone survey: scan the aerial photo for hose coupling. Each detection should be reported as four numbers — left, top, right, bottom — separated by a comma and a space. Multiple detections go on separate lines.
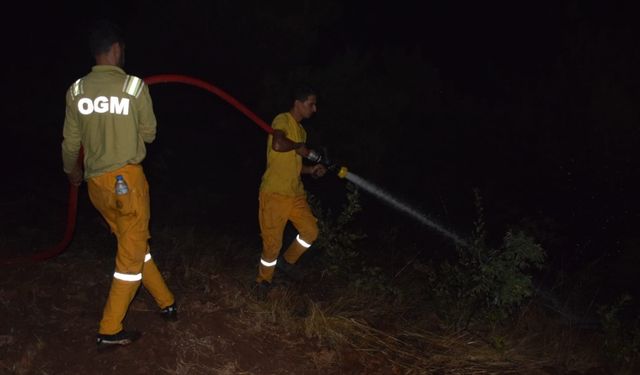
337, 166, 348, 179
305, 150, 322, 164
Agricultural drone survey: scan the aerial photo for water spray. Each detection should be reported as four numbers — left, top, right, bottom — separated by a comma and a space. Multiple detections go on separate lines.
336, 166, 469, 248
305, 148, 467, 248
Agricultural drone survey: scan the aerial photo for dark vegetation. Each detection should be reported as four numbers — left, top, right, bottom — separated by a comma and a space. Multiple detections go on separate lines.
2, 1, 640, 373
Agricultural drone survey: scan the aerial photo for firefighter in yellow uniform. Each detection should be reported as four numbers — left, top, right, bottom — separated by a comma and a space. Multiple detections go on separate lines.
255, 84, 327, 300
61, 20, 176, 348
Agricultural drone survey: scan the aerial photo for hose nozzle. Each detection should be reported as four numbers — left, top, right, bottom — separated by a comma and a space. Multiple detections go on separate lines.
337, 166, 348, 179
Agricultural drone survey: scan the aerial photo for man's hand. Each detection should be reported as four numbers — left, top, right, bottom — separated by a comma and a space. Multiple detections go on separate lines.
310, 164, 327, 179
66, 167, 83, 186
294, 144, 310, 158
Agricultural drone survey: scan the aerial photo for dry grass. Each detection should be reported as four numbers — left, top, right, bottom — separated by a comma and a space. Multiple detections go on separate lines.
296, 284, 610, 374
155, 230, 613, 374
161, 360, 254, 375
302, 301, 536, 374
0, 222, 622, 374
3, 337, 45, 375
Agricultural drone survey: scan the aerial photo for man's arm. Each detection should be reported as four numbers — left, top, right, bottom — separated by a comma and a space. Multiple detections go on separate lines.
269, 115, 325, 176
61, 91, 83, 185
272, 129, 308, 155
271, 129, 327, 165
137, 84, 157, 144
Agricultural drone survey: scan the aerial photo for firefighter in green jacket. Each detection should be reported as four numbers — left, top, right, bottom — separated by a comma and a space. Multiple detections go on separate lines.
61, 20, 176, 348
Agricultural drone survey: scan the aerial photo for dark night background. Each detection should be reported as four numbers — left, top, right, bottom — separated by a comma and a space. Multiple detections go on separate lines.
3, 1, 640, 313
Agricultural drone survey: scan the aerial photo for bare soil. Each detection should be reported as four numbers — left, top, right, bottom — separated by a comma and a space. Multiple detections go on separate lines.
0, 250, 345, 374
0, 187, 620, 375
0, 200, 383, 375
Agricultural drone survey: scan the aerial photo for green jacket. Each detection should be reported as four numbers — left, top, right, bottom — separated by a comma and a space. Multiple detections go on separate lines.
61, 65, 156, 179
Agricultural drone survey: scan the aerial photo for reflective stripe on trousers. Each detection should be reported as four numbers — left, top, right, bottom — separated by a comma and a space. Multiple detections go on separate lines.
112, 253, 153, 281
88, 164, 174, 334
257, 192, 319, 283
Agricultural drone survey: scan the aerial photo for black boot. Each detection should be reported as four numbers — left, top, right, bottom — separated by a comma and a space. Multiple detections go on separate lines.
255, 281, 272, 301
160, 303, 178, 322
276, 257, 304, 281
97, 330, 141, 349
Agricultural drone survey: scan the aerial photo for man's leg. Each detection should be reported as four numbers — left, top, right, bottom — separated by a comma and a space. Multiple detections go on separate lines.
89, 165, 146, 336
257, 192, 292, 283
131, 172, 175, 310
142, 253, 174, 309
283, 195, 319, 265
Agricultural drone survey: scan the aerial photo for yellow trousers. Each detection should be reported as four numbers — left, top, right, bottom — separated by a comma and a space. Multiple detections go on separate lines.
257, 192, 319, 283
88, 164, 174, 335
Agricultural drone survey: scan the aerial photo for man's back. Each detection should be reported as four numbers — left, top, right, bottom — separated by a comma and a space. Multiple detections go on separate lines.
62, 65, 156, 179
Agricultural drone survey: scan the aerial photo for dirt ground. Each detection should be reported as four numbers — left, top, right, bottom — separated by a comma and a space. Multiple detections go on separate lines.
0, 254, 351, 374
0, 186, 618, 375
0, 203, 391, 375
0, 242, 611, 375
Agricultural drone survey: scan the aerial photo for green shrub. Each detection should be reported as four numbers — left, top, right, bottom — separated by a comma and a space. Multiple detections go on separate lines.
597, 294, 640, 370
433, 190, 546, 327
309, 183, 366, 280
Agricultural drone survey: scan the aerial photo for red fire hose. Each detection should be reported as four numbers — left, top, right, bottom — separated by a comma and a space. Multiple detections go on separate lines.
1, 74, 273, 266
145, 74, 274, 134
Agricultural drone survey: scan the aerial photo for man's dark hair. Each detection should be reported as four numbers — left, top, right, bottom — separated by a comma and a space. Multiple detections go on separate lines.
88, 19, 125, 56
290, 83, 316, 103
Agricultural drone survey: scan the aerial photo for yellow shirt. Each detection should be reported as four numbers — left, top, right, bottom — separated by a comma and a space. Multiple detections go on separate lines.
61, 65, 156, 179
259, 112, 307, 196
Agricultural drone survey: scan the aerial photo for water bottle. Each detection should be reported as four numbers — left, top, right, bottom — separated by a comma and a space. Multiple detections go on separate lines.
115, 175, 129, 195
